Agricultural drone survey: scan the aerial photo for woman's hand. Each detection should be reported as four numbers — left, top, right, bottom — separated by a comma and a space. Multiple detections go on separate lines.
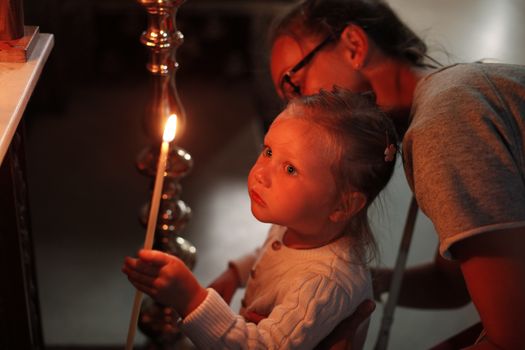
315, 299, 376, 350
207, 265, 241, 305
122, 249, 207, 318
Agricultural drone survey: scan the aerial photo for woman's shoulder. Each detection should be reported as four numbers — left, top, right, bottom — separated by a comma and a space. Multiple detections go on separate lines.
411, 64, 512, 125
417, 62, 525, 97
415, 63, 481, 99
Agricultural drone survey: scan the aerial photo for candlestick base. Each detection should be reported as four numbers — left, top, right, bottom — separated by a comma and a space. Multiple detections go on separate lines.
138, 297, 181, 347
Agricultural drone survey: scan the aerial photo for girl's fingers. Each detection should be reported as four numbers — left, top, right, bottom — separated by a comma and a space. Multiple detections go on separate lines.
123, 265, 156, 287
124, 256, 161, 277
137, 249, 171, 266
130, 280, 156, 297
135, 259, 160, 277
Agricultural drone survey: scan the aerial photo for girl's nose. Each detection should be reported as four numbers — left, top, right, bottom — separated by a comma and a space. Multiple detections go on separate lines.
254, 165, 271, 187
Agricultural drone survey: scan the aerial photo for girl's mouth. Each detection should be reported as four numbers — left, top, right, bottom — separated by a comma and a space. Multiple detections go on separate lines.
249, 189, 266, 207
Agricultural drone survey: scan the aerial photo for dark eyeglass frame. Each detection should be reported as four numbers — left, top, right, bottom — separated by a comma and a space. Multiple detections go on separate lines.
280, 34, 336, 99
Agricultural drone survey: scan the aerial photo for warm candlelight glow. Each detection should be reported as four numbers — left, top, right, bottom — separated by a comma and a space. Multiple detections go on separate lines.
163, 114, 177, 142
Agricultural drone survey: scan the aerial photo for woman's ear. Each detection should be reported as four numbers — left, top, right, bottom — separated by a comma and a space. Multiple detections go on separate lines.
339, 23, 369, 70
330, 191, 367, 222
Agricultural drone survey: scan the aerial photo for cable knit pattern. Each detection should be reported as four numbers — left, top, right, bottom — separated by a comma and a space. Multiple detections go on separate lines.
181, 225, 372, 349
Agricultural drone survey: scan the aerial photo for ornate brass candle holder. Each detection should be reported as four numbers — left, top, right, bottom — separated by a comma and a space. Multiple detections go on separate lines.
135, 0, 196, 346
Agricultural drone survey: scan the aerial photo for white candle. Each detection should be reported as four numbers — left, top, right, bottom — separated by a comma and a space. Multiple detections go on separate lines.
125, 114, 177, 350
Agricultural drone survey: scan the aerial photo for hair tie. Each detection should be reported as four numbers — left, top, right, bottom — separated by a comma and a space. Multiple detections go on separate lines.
384, 144, 396, 162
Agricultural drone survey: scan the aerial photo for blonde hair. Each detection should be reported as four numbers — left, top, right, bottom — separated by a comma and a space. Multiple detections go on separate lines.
288, 88, 398, 262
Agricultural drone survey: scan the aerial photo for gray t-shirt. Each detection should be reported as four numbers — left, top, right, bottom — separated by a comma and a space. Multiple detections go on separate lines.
403, 63, 525, 258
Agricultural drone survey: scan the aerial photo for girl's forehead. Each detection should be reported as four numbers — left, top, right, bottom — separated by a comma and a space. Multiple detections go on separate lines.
267, 115, 337, 178
268, 111, 334, 155
270, 108, 308, 129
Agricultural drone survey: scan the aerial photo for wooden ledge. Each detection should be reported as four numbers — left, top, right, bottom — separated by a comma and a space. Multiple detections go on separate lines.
0, 26, 40, 63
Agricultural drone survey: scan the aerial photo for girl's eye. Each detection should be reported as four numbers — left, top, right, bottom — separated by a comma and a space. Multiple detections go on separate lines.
285, 164, 297, 175
263, 147, 272, 157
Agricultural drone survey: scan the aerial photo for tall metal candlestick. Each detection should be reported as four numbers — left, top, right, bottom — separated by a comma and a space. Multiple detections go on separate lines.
135, 0, 196, 346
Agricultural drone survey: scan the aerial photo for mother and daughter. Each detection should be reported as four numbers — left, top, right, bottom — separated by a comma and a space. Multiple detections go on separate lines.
124, 0, 525, 348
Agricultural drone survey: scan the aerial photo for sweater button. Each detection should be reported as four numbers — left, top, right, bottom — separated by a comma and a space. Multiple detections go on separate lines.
241, 298, 247, 307
250, 268, 256, 278
271, 241, 282, 250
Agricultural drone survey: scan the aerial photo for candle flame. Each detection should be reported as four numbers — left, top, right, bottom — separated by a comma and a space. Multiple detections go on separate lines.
163, 114, 177, 142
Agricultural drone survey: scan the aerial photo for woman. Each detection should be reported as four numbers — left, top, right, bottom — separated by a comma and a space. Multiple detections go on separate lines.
268, 0, 525, 348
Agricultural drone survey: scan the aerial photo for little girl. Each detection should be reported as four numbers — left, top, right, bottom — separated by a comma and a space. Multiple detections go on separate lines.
123, 88, 398, 349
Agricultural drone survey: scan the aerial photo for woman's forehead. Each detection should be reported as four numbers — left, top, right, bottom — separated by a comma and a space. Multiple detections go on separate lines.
270, 36, 303, 84
270, 35, 321, 83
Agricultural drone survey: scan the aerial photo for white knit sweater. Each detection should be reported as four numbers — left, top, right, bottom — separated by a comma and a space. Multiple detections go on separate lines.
181, 225, 372, 349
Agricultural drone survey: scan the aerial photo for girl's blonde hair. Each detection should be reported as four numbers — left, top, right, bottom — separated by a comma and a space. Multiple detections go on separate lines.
288, 88, 398, 263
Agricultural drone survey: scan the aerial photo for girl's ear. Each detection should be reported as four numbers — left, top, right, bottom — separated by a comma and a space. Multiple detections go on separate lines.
330, 191, 367, 222
339, 23, 369, 70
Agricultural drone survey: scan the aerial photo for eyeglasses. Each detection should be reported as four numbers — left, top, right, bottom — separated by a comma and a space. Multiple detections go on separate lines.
280, 34, 336, 100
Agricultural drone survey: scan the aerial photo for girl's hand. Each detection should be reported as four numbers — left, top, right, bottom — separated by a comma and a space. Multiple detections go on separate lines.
122, 249, 207, 317
207, 266, 241, 305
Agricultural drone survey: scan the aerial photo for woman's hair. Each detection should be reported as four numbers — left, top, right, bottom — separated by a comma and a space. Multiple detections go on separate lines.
272, 0, 433, 67
288, 88, 398, 263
